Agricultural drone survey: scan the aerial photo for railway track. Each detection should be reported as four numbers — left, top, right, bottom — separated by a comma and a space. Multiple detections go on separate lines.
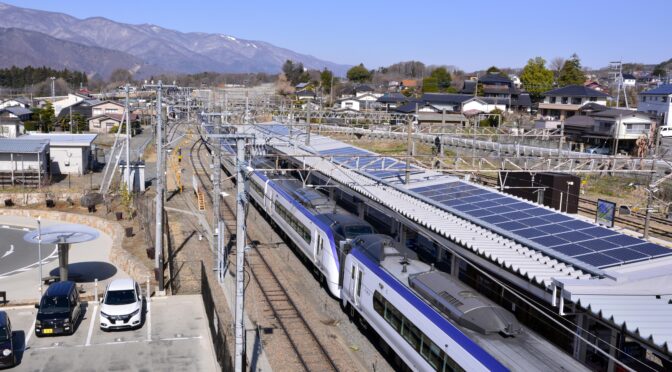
189, 129, 339, 371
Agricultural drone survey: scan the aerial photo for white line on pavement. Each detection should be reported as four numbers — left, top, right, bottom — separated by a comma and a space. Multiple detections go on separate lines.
146, 299, 152, 342
24, 319, 36, 349
85, 304, 98, 346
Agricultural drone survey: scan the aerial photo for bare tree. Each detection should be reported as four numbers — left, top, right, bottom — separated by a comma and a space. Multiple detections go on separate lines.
550, 57, 565, 74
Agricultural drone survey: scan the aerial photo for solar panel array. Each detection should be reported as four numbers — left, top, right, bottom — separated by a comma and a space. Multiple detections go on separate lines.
410, 182, 672, 269
317, 147, 424, 179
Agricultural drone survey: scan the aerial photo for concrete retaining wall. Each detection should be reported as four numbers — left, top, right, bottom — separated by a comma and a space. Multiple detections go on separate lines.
0, 192, 85, 207
0, 209, 152, 284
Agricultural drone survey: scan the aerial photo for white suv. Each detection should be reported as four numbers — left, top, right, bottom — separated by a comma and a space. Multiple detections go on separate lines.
661, 126, 672, 138
100, 279, 143, 330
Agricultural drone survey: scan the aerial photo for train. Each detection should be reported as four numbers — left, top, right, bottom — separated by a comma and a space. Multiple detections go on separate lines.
204, 125, 578, 372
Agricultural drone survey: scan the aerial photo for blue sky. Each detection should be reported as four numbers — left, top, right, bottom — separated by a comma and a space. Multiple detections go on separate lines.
5, 0, 671, 71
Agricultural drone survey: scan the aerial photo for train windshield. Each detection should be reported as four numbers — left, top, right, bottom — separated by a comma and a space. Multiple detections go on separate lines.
344, 225, 374, 239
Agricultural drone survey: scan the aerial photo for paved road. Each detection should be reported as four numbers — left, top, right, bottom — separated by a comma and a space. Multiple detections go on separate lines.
6, 295, 218, 371
0, 225, 58, 278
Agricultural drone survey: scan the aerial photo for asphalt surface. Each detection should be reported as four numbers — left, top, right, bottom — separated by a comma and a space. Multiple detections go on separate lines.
5, 295, 218, 371
0, 226, 58, 279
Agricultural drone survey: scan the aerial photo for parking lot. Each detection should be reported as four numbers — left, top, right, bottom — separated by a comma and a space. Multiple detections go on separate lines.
4, 295, 218, 371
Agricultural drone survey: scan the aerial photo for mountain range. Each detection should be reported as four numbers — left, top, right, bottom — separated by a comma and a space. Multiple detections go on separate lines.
0, 2, 349, 78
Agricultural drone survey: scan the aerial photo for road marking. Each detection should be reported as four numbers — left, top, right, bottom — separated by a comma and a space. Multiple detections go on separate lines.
103, 340, 140, 345
85, 304, 98, 346
160, 336, 203, 341
1, 245, 14, 259
0, 245, 58, 278
146, 298, 152, 342
24, 319, 36, 349
1, 225, 8, 228
22, 227, 29, 231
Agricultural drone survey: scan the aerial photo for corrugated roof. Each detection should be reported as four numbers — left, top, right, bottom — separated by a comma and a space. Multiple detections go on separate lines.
0, 138, 48, 153
18, 133, 97, 147
575, 294, 672, 351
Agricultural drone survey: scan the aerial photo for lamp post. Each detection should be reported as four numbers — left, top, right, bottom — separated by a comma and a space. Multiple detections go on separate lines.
37, 217, 43, 296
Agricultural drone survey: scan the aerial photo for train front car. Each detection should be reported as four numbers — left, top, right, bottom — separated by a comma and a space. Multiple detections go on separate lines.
342, 234, 589, 371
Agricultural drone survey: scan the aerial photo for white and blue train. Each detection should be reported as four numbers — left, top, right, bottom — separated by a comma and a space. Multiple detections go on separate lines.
207, 128, 584, 372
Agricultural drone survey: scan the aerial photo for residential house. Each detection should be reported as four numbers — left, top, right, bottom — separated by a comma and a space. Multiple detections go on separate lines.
460, 73, 531, 112
0, 119, 24, 138
400, 80, 419, 91
622, 73, 637, 87
56, 98, 102, 121
377, 93, 407, 110
0, 97, 32, 109
638, 84, 672, 126
295, 82, 314, 91
420, 93, 507, 114
335, 97, 380, 111
584, 81, 609, 93
92, 101, 124, 117
88, 114, 123, 134
295, 89, 316, 101
538, 85, 610, 120
0, 106, 32, 121
353, 84, 375, 97
395, 101, 467, 125
52, 93, 88, 117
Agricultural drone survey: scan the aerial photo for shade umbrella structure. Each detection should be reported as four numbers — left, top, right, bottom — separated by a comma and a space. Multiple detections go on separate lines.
24, 224, 100, 282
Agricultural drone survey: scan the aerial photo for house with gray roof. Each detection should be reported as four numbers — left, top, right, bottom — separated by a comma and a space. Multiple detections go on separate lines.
539, 85, 610, 120
638, 84, 672, 126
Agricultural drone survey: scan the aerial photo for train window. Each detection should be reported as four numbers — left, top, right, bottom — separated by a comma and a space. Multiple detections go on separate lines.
402, 322, 421, 351
373, 291, 384, 315
250, 181, 264, 197
351, 265, 355, 280
373, 291, 464, 372
274, 201, 311, 244
428, 342, 442, 369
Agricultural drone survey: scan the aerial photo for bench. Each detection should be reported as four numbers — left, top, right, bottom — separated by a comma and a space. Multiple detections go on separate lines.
43, 274, 82, 285
0, 291, 5, 305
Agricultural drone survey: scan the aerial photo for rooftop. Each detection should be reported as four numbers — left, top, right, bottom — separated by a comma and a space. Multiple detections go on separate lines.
640, 84, 672, 95
0, 138, 49, 153
543, 85, 610, 98
18, 133, 97, 147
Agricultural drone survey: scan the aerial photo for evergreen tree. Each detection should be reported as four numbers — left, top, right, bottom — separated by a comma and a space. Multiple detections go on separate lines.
558, 54, 586, 87
519, 57, 554, 102
429, 67, 452, 92
346, 63, 372, 83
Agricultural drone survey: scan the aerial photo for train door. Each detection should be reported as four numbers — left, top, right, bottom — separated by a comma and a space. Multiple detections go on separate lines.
350, 264, 363, 307
313, 233, 324, 265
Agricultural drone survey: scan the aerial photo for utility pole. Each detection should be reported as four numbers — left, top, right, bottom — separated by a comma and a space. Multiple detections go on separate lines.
405, 105, 415, 185
143, 80, 176, 292
213, 98, 223, 280
643, 126, 662, 239
305, 98, 311, 146
208, 130, 255, 372
558, 119, 565, 158
234, 136, 247, 372
614, 113, 622, 156
50, 77, 55, 102
125, 84, 132, 188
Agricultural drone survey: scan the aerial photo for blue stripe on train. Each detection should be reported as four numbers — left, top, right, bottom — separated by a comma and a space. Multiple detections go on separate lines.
255, 172, 340, 271
351, 248, 508, 372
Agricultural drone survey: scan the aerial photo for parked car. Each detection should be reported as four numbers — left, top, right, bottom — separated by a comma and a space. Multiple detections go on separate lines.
35, 281, 82, 336
0, 311, 15, 367
100, 279, 143, 331
585, 144, 611, 155
660, 126, 672, 138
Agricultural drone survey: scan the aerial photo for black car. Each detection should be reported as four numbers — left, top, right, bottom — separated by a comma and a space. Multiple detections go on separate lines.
35, 281, 82, 336
0, 311, 15, 367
